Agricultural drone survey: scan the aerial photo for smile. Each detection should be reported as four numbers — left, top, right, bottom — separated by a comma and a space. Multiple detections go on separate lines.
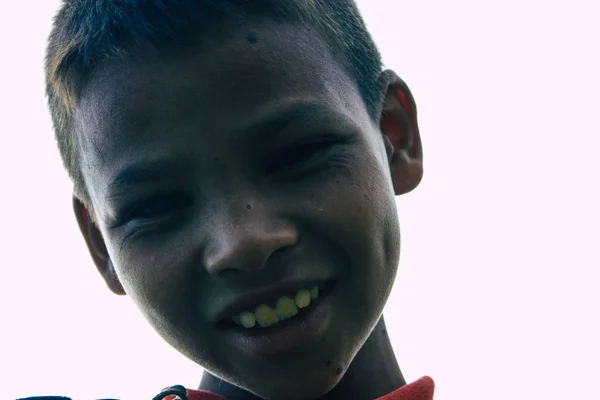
220, 281, 337, 357
231, 284, 322, 329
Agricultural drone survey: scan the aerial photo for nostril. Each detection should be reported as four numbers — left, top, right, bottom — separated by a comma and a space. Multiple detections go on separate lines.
271, 245, 289, 257
203, 220, 298, 275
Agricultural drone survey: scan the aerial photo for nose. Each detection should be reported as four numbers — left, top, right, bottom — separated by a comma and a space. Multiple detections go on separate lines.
203, 201, 298, 276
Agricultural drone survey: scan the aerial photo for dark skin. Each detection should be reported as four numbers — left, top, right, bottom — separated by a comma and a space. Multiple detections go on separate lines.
73, 17, 422, 400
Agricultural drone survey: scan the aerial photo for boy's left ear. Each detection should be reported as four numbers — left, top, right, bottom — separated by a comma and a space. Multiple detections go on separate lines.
378, 69, 423, 195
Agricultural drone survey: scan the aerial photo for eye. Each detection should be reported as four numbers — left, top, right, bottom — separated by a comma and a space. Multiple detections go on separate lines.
126, 193, 191, 221
267, 141, 334, 173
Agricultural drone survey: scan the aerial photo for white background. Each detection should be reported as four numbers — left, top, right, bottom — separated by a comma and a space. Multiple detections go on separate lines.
2, 1, 599, 399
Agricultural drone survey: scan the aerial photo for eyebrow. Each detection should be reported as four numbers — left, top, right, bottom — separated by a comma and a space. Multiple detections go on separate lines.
234, 100, 335, 141
107, 101, 339, 194
108, 159, 185, 196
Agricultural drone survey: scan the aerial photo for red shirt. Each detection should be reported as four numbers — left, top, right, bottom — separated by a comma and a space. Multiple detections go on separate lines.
164, 376, 435, 400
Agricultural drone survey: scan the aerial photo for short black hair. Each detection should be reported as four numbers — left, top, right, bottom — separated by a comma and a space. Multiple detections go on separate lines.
45, 0, 383, 208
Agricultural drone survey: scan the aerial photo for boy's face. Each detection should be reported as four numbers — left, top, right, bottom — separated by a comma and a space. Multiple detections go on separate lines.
75, 18, 417, 400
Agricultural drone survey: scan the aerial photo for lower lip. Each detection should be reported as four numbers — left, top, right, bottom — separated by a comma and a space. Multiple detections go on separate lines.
221, 285, 334, 358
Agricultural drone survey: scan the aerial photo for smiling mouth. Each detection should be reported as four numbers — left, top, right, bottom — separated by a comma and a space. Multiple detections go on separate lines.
219, 280, 336, 331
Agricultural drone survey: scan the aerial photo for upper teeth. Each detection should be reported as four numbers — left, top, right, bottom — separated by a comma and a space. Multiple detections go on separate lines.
232, 285, 321, 329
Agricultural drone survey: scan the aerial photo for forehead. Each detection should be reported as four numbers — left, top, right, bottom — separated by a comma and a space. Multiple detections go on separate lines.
75, 19, 371, 200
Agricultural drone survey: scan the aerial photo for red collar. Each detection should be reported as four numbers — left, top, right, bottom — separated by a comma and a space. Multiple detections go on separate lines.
178, 376, 434, 400
375, 377, 434, 400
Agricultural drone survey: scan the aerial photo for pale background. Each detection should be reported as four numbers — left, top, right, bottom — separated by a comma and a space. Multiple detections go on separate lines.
2, 1, 599, 399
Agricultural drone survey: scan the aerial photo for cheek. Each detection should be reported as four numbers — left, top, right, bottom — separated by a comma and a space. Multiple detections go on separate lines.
107, 235, 197, 326
306, 160, 399, 356
307, 157, 399, 283
108, 237, 229, 364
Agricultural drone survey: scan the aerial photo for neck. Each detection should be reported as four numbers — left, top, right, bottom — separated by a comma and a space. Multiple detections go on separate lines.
199, 316, 405, 400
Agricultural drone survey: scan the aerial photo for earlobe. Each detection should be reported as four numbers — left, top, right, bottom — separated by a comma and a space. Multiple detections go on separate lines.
73, 196, 126, 295
378, 70, 424, 195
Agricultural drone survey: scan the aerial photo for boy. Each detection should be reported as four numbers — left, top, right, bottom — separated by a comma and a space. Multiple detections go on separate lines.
42, 0, 432, 399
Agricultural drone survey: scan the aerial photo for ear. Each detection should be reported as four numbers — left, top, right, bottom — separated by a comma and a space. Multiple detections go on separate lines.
73, 196, 126, 295
378, 69, 423, 195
